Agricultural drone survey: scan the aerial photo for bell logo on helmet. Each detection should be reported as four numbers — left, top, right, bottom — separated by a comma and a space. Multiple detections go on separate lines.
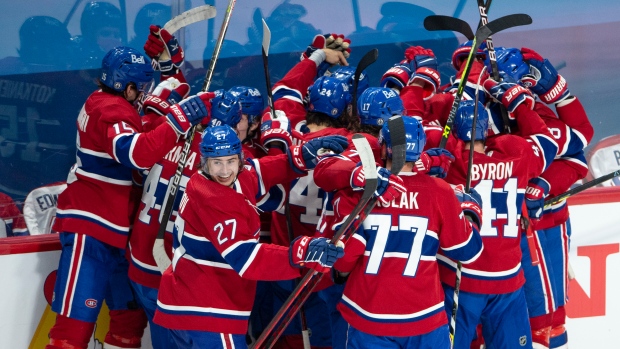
131, 54, 146, 64
114, 82, 122, 90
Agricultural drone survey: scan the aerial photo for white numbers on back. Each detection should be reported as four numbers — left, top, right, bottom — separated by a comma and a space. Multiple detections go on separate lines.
364, 214, 429, 277
474, 178, 519, 238
289, 175, 323, 225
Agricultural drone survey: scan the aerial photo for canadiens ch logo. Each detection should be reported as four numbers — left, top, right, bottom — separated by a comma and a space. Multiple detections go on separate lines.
85, 299, 97, 308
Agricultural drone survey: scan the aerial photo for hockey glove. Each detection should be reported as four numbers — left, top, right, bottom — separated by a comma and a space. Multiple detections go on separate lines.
260, 109, 293, 150
380, 60, 413, 90
520, 47, 571, 104
525, 177, 550, 220
142, 78, 190, 116
483, 78, 534, 114
144, 25, 185, 73
290, 236, 345, 273
351, 165, 406, 205
165, 92, 215, 137
415, 148, 455, 178
289, 135, 349, 174
454, 185, 483, 230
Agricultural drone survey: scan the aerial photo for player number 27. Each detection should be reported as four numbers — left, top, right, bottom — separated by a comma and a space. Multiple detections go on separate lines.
364, 214, 429, 277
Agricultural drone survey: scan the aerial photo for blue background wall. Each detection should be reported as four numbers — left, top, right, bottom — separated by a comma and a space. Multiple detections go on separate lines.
0, 0, 618, 200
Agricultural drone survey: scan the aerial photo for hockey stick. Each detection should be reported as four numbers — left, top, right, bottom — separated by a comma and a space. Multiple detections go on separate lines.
544, 170, 620, 208
251, 134, 378, 349
352, 0, 362, 31
261, 18, 311, 349
423, 15, 474, 40
438, 13, 533, 149
252, 117, 407, 349
63, 0, 83, 26
476, 0, 512, 134
351, 49, 379, 118
163, 5, 217, 34
153, 0, 236, 273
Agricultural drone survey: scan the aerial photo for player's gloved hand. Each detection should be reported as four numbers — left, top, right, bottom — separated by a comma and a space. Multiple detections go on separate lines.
301, 33, 351, 61
483, 78, 534, 113
453, 184, 483, 230
525, 177, 550, 220
289, 135, 349, 174
404, 46, 441, 97
520, 47, 570, 104
380, 60, 413, 91
351, 165, 406, 205
165, 92, 215, 137
260, 109, 292, 150
415, 148, 455, 178
290, 236, 345, 273
142, 78, 190, 116
451, 40, 488, 71
144, 25, 184, 73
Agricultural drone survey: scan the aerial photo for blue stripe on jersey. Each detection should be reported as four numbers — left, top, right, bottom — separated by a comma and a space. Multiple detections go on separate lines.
273, 85, 303, 104
530, 134, 558, 171
441, 229, 483, 263
178, 234, 228, 266
362, 223, 439, 258
55, 209, 130, 235
221, 240, 259, 274
246, 159, 266, 198
76, 148, 133, 183
113, 133, 146, 170
437, 257, 521, 281
257, 184, 285, 212
156, 302, 250, 321
564, 128, 588, 156
340, 295, 445, 323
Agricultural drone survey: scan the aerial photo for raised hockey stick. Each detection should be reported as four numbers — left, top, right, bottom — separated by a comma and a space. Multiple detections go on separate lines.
351, 48, 379, 118
261, 18, 311, 349
163, 5, 217, 34
544, 170, 620, 207
152, 0, 236, 273
476, 0, 512, 134
252, 117, 407, 349
423, 15, 474, 40
438, 13, 533, 149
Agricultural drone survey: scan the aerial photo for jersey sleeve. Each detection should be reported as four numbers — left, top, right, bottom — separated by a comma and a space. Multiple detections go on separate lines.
513, 104, 558, 172
271, 59, 318, 132
436, 184, 483, 264
105, 118, 179, 170
540, 153, 588, 197
555, 97, 594, 146
245, 154, 302, 198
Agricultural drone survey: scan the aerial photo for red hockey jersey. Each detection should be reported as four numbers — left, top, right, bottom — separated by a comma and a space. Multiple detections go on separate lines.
334, 173, 483, 337
53, 90, 180, 248
154, 154, 304, 334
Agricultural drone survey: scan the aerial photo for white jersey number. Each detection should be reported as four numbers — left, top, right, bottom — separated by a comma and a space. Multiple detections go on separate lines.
474, 178, 519, 238
289, 173, 324, 225
364, 214, 429, 277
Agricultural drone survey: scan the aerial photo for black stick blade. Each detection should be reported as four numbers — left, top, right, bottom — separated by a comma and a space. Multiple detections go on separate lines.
424, 15, 474, 40
386, 116, 407, 175
352, 48, 378, 117
475, 13, 532, 42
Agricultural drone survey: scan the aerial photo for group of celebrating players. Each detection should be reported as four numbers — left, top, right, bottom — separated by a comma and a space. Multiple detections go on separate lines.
43, 18, 592, 349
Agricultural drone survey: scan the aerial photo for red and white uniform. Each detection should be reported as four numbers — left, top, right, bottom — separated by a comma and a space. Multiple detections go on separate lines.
0, 192, 27, 237
154, 154, 304, 334
439, 105, 558, 294
333, 174, 482, 336
53, 90, 180, 248
585, 134, 620, 186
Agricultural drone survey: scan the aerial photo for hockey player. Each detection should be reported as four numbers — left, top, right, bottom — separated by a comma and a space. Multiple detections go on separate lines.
326, 117, 483, 348
153, 125, 347, 348
436, 91, 558, 348
46, 45, 215, 349
493, 47, 593, 349
23, 181, 67, 235
0, 192, 27, 237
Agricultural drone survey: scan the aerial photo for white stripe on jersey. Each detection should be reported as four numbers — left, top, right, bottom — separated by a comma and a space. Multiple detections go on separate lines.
77, 145, 112, 159
182, 254, 233, 270
437, 253, 519, 277
239, 244, 261, 277
128, 242, 159, 272
62, 234, 85, 317
341, 294, 444, 320
75, 168, 133, 186
157, 300, 251, 317
56, 209, 130, 232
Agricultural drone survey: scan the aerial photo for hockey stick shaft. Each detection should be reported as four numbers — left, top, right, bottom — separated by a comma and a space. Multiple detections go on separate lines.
261, 19, 276, 119
544, 170, 620, 207
251, 135, 379, 349
439, 13, 532, 149
476, 0, 512, 133
153, 0, 236, 273
351, 49, 379, 118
